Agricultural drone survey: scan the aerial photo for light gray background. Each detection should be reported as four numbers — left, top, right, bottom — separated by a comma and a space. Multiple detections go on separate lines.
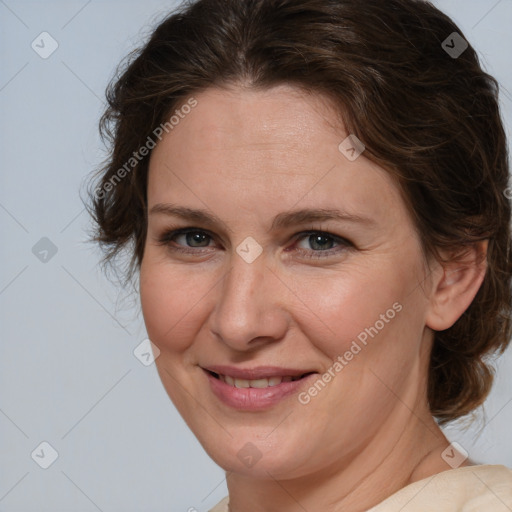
1, 1, 511, 511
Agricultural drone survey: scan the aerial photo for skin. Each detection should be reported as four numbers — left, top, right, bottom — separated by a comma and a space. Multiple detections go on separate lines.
139, 84, 487, 512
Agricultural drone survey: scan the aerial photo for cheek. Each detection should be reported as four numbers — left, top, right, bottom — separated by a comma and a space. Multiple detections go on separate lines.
288, 264, 412, 357
139, 256, 212, 353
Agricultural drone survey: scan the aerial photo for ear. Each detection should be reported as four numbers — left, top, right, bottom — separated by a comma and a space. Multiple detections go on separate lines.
425, 240, 488, 331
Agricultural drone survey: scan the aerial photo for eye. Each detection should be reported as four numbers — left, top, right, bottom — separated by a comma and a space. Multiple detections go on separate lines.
293, 231, 351, 259
156, 228, 215, 254
156, 227, 352, 259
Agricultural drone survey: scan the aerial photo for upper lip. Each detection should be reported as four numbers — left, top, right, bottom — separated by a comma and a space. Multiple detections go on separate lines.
202, 365, 316, 380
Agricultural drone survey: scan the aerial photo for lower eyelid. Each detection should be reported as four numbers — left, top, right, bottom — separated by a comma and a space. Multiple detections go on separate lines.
166, 231, 215, 250
158, 229, 350, 256
296, 233, 340, 245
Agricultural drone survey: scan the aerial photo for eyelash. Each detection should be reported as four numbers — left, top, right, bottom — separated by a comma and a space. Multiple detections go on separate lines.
155, 227, 352, 259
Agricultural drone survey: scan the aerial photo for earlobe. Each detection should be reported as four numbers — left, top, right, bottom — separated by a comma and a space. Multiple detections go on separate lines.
425, 240, 488, 332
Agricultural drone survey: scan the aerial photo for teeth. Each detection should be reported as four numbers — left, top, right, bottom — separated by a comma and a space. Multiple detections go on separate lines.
249, 378, 271, 388
218, 374, 300, 388
268, 376, 283, 386
234, 378, 250, 388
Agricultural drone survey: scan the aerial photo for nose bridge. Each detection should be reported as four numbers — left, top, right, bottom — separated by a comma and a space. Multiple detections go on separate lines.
210, 250, 287, 348
221, 253, 267, 325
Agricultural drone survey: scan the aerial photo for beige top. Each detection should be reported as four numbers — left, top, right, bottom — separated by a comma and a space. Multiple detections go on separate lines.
208, 464, 512, 512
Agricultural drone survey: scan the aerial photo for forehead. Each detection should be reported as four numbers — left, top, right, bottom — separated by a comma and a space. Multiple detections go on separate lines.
147, 85, 406, 229
162, 85, 343, 156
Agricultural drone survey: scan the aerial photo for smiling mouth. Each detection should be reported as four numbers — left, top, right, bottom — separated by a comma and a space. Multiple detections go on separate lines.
206, 370, 315, 388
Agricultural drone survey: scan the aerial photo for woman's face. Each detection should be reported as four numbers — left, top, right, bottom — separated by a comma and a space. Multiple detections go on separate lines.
140, 84, 436, 478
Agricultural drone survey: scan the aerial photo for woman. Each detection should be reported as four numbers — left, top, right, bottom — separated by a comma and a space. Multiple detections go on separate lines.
88, 0, 512, 510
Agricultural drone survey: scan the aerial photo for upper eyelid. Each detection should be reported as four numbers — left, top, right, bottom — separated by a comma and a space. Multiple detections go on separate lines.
161, 227, 348, 247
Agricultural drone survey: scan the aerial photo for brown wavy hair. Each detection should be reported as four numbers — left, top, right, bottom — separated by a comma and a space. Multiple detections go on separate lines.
87, 0, 512, 424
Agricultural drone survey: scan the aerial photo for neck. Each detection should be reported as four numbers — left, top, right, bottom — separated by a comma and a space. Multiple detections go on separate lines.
225, 408, 453, 512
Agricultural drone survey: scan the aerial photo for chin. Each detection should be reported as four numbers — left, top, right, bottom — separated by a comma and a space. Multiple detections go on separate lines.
198, 431, 311, 479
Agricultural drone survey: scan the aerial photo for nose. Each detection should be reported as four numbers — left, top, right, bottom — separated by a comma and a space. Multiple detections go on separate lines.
208, 252, 289, 352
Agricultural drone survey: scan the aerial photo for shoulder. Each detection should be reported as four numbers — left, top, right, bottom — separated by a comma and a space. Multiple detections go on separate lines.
208, 495, 229, 512
207, 466, 512, 512
368, 464, 512, 512
461, 465, 512, 511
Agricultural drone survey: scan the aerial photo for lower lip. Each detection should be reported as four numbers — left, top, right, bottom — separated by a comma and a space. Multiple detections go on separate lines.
204, 370, 317, 410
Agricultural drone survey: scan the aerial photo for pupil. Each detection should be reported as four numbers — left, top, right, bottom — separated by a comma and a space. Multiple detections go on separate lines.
310, 234, 332, 250
187, 232, 209, 247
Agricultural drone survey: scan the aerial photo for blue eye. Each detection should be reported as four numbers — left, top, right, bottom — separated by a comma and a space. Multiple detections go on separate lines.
174, 230, 212, 248
293, 231, 350, 259
157, 228, 215, 253
157, 228, 351, 259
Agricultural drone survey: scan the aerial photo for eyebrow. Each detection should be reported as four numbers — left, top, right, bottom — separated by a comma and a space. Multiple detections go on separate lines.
148, 203, 376, 232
